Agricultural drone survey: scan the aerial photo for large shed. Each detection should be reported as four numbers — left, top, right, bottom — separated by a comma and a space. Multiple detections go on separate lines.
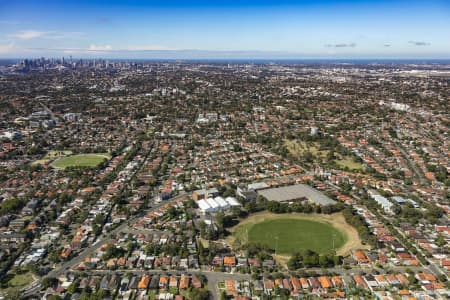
257, 184, 336, 206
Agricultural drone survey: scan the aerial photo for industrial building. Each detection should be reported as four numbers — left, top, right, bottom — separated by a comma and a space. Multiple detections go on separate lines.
257, 184, 336, 206
197, 196, 241, 214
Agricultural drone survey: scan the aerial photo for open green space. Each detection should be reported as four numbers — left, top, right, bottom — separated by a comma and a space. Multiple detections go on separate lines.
335, 158, 365, 170
247, 218, 346, 255
8, 272, 31, 287
284, 140, 328, 158
285, 139, 364, 171
232, 213, 349, 255
0, 272, 36, 297
51, 153, 111, 169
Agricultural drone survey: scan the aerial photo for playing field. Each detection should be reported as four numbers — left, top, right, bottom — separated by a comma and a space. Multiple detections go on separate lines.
248, 218, 345, 254
51, 153, 111, 169
230, 212, 368, 256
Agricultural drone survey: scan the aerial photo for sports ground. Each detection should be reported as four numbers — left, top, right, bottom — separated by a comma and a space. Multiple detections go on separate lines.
229, 212, 368, 256
51, 153, 111, 169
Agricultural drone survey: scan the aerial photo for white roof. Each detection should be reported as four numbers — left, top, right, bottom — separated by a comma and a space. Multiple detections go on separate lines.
214, 196, 229, 208
225, 197, 241, 206
206, 198, 220, 208
391, 196, 406, 203
197, 199, 211, 211
372, 195, 393, 210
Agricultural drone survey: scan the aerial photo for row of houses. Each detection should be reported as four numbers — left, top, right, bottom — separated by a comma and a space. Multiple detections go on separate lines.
258, 272, 447, 298
211, 255, 276, 269
79, 253, 200, 271
42, 273, 203, 300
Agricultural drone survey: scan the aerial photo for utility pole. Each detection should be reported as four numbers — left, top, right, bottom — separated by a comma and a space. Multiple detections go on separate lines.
332, 233, 336, 253
275, 236, 279, 255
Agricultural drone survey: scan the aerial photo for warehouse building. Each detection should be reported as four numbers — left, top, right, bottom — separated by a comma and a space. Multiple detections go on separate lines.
197, 196, 241, 214
257, 184, 336, 206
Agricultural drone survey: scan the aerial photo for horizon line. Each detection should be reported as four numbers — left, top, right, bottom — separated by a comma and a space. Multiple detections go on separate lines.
3, 55, 450, 60
1, 49, 450, 61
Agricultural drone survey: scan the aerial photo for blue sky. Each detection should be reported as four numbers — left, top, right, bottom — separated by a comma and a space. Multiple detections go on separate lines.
0, 0, 449, 58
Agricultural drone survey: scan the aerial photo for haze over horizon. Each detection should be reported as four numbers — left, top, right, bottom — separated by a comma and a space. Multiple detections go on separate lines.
1, 0, 449, 59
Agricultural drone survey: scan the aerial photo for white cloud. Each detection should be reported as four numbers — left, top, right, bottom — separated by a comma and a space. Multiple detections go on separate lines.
408, 41, 430, 46
126, 45, 175, 51
88, 44, 113, 51
325, 43, 356, 48
11, 30, 84, 40
87, 45, 174, 52
47, 32, 84, 39
0, 42, 15, 54
14, 30, 48, 39
62, 49, 81, 55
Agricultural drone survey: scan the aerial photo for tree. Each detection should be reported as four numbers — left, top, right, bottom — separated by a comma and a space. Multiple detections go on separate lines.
126, 241, 137, 255
67, 279, 79, 294
392, 205, 402, 215
426, 205, 444, 219
187, 287, 210, 300
408, 274, 417, 284
5, 290, 21, 299
436, 233, 446, 247
102, 244, 125, 260
333, 255, 341, 266
245, 201, 258, 213
48, 249, 62, 263
197, 220, 207, 237
94, 213, 105, 225
287, 253, 302, 270
42, 277, 59, 290
196, 274, 208, 286
319, 255, 329, 267
0, 198, 26, 215
166, 206, 177, 219
214, 212, 228, 237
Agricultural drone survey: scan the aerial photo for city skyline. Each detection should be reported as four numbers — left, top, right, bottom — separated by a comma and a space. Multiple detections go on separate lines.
0, 0, 450, 59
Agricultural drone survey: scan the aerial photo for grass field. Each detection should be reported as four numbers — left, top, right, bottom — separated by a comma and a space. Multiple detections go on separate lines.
8, 272, 31, 287
336, 158, 364, 170
284, 140, 328, 158
229, 212, 368, 257
0, 272, 36, 297
285, 139, 365, 171
247, 218, 346, 254
51, 153, 111, 169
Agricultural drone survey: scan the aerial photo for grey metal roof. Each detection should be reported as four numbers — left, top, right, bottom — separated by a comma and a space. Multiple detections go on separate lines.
257, 184, 336, 206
